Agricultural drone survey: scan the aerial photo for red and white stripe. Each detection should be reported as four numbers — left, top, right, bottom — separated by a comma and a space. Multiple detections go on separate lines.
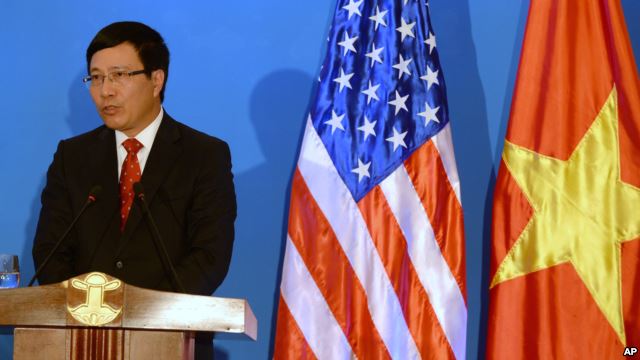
275, 118, 467, 359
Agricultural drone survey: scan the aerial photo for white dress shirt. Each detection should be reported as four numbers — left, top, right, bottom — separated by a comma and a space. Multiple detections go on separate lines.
115, 107, 164, 179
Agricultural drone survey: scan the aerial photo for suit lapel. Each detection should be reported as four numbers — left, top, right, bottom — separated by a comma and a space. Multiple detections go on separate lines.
118, 114, 182, 252
81, 127, 120, 254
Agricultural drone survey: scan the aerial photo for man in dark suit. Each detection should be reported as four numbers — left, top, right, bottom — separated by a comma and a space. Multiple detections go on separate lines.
32, 21, 236, 358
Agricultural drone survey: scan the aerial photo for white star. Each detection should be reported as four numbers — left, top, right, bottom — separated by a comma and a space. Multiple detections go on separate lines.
351, 158, 371, 182
425, 32, 437, 54
361, 81, 380, 104
386, 127, 408, 151
396, 18, 416, 41
324, 110, 346, 134
338, 32, 358, 56
420, 65, 439, 89
392, 54, 413, 79
365, 43, 384, 67
333, 68, 354, 92
388, 90, 409, 115
357, 116, 377, 140
343, 0, 363, 19
418, 102, 440, 125
369, 6, 388, 30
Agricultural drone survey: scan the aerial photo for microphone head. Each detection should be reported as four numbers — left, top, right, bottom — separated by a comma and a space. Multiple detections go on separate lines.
87, 185, 102, 203
133, 182, 145, 199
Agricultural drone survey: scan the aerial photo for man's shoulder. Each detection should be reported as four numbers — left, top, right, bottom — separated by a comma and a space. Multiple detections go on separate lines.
63, 125, 110, 142
165, 115, 229, 150
57, 114, 231, 151
59, 125, 112, 149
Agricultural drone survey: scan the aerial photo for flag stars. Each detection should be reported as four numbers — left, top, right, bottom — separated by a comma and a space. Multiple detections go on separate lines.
393, 54, 413, 79
418, 102, 440, 125
351, 158, 371, 182
396, 18, 416, 41
333, 68, 354, 92
338, 32, 358, 56
365, 43, 384, 68
420, 65, 439, 89
361, 81, 380, 104
386, 127, 408, 151
388, 90, 410, 115
342, 0, 363, 20
357, 116, 377, 140
324, 110, 346, 134
369, 6, 388, 30
425, 32, 437, 54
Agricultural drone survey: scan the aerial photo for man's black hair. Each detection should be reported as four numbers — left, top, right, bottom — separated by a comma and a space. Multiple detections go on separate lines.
86, 21, 169, 102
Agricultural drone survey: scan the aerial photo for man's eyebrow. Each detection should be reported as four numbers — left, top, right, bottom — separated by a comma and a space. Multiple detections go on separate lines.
89, 66, 131, 73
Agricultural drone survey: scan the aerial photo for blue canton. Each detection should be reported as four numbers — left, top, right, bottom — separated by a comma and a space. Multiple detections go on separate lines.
310, 0, 449, 202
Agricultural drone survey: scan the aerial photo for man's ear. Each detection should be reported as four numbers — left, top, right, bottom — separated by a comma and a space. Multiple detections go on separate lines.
151, 69, 165, 98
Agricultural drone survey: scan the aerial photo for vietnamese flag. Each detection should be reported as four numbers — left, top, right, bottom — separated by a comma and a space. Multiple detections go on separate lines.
487, 0, 640, 358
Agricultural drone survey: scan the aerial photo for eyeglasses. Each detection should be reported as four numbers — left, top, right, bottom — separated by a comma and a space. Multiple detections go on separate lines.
82, 69, 147, 88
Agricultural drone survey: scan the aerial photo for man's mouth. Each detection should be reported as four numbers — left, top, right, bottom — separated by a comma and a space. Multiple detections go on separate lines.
102, 105, 120, 115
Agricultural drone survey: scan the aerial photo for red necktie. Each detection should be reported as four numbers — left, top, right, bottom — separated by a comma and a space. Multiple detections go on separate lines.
120, 138, 143, 231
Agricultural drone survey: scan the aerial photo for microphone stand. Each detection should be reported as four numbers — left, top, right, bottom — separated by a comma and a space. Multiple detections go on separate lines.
29, 185, 102, 287
133, 182, 186, 293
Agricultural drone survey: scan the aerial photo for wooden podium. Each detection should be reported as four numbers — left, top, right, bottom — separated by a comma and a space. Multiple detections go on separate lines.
0, 272, 257, 359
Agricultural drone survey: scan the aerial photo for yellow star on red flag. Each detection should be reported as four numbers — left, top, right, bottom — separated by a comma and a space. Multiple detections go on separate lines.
491, 87, 640, 345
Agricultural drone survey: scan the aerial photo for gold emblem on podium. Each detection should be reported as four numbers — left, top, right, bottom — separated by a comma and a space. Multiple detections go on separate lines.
67, 272, 122, 326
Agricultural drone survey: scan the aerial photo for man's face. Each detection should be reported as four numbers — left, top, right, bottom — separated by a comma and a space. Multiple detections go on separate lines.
88, 42, 164, 137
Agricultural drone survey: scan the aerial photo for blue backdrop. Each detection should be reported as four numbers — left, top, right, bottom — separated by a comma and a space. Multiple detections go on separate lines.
1, 1, 639, 359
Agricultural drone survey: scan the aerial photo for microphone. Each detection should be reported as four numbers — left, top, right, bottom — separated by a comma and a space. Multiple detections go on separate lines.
133, 182, 186, 293
29, 185, 102, 287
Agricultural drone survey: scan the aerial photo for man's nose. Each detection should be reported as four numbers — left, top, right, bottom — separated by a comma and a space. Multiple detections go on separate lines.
99, 78, 116, 97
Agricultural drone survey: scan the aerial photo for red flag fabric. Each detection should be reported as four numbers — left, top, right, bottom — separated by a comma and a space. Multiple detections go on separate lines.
487, 0, 640, 358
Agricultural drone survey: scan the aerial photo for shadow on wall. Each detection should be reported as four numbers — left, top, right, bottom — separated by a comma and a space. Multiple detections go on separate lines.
217, 69, 313, 359
66, 71, 103, 135
434, 0, 529, 358
431, 1, 493, 359
622, 0, 640, 69
496, 1, 529, 167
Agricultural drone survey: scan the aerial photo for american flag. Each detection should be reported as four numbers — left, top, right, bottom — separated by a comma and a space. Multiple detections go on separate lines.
274, 0, 467, 358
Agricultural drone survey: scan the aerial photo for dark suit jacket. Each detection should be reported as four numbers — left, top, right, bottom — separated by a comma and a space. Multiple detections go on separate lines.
32, 113, 236, 296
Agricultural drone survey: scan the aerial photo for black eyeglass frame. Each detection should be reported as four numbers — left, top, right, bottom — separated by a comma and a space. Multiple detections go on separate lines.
82, 69, 148, 86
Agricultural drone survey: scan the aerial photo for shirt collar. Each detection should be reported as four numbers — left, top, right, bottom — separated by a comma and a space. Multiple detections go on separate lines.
115, 107, 164, 149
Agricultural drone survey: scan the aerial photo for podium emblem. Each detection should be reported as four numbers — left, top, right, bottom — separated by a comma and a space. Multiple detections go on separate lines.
67, 272, 122, 326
